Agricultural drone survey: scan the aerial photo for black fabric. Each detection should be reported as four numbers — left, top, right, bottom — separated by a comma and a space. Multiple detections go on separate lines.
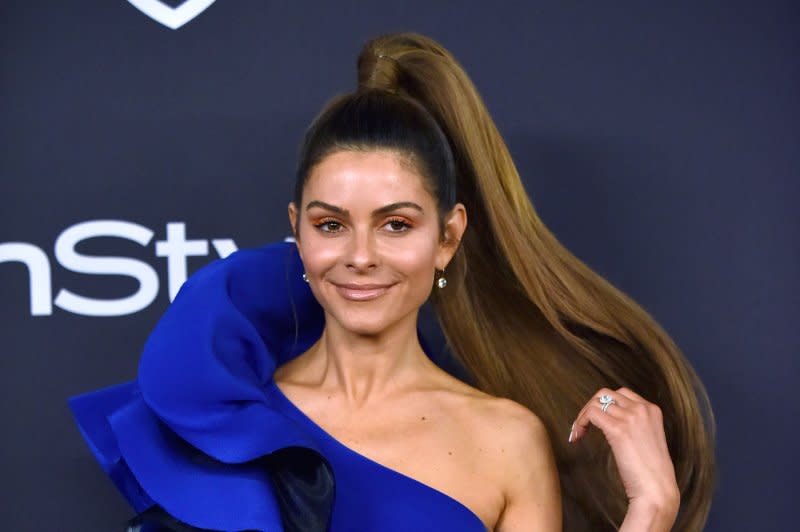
261, 446, 335, 532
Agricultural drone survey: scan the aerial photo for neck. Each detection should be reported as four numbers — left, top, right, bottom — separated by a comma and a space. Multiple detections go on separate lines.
309, 311, 433, 407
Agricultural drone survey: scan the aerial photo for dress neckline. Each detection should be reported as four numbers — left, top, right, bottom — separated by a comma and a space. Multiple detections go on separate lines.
268, 379, 487, 531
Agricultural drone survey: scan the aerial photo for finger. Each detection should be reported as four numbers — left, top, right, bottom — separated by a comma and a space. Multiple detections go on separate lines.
572, 388, 629, 424
571, 398, 624, 443
577, 388, 630, 419
570, 390, 625, 442
569, 388, 624, 442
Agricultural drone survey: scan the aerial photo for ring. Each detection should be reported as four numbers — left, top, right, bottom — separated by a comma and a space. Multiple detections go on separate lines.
599, 394, 616, 413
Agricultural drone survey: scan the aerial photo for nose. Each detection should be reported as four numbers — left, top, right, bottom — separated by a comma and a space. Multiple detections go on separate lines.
345, 228, 378, 272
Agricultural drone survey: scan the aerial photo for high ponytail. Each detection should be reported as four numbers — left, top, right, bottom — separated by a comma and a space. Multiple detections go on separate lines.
350, 32, 716, 531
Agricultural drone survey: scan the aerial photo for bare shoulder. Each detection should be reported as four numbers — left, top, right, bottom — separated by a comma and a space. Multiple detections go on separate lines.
483, 395, 549, 443
443, 382, 562, 531
439, 377, 550, 454
466, 391, 554, 472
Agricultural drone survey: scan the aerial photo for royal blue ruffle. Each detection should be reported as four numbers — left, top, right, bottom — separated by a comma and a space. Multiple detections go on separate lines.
69, 242, 328, 531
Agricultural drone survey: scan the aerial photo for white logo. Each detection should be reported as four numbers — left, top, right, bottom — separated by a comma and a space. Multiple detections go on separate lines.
127, 0, 217, 30
0, 220, 238, 317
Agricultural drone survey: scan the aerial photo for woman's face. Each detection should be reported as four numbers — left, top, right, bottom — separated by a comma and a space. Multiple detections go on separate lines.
288, 149, 466, 336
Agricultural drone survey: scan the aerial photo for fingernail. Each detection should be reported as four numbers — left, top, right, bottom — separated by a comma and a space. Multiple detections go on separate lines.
568, 422, 575, 443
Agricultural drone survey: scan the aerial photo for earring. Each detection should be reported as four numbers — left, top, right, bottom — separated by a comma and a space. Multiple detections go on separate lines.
436, 269, 447, 289
302, 272, 309, 283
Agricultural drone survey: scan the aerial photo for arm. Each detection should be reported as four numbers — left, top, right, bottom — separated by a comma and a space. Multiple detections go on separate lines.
495, 403, 562, 532
571, 387, 680, 532
619, 496, 680, 532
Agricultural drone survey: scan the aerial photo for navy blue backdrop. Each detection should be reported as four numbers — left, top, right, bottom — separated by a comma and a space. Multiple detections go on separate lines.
0, 1, 797, 530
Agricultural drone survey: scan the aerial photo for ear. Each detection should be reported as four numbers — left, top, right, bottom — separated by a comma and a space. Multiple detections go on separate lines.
436, 202, 467, 271
287, 202, 302, 258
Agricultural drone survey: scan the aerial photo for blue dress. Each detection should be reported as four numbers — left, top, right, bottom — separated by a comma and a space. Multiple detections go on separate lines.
68, 241, 487, 532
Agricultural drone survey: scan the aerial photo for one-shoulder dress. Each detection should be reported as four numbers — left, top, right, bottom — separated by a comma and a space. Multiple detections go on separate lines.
68, 241, 487, 532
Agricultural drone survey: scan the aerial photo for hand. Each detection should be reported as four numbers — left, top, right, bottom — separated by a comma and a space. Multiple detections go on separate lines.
569, 387, 680, 530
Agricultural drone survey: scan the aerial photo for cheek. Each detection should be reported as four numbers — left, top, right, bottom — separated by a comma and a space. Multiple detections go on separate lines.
300, 241, 340, 273
296, 226, 341, 273
389, 238, 438, 280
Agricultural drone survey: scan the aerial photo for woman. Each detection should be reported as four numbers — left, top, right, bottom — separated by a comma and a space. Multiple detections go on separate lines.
69, 32, 715, 531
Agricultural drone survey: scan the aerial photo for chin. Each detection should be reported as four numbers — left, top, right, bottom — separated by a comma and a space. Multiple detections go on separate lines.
336, 316, 392, 336
345, 326, 387, 337
323, 304, 404, 336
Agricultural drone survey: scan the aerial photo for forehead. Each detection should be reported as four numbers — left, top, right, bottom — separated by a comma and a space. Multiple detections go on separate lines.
305, 149, 433, 201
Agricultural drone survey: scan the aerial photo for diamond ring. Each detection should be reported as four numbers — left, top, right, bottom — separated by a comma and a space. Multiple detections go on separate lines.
599, 394, 616, 413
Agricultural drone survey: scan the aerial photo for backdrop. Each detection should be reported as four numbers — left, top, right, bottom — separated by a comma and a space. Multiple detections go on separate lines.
1, 1, 797, 530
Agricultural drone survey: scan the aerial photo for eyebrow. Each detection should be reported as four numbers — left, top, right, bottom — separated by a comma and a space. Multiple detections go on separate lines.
305, 200, 424, 217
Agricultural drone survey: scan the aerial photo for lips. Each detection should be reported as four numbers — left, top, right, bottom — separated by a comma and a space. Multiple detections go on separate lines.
332, 282, 394, 301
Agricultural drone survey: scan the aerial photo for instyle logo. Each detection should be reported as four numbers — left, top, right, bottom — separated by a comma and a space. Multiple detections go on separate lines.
0, 220, 238, 317
127, 0, 217, 30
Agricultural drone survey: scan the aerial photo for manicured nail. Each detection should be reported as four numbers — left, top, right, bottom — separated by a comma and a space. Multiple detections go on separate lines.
568, 422, 575, 443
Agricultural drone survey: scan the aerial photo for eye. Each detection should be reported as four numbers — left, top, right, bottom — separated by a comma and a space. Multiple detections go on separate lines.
383, 218, 412, 233
314, 219, 344, 233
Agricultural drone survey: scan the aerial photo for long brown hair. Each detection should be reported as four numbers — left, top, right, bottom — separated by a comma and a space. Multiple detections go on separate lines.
294, 32, 716, 531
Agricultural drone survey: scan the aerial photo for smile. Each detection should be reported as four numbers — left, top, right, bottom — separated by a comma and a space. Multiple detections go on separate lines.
333, 282, 394, 301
